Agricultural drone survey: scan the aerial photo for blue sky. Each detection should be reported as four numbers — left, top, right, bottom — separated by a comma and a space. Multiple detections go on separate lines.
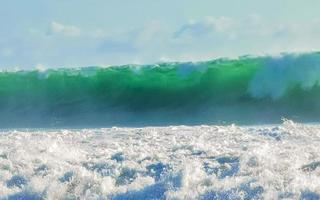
1, 0, 320, 69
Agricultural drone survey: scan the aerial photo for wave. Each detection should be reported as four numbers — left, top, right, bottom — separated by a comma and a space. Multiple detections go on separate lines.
1, 52, 320, 127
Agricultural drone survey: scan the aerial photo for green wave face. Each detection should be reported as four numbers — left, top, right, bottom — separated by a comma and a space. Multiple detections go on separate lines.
1, 52, 320, 127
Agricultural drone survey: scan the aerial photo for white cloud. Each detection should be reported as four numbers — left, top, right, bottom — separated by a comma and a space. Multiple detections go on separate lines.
174, 17, 238, 39
51, 21, 81, 37
170, 16, 320, 61
2, 16, 320, 69
134, 21, 167, 46
207, 16, 238, 33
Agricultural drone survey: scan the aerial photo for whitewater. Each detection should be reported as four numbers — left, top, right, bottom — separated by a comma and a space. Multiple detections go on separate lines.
0, 120, 320, 199
1, 52, 320, 199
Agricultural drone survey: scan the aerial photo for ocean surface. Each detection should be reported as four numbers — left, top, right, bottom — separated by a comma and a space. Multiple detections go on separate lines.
0, 52, 320, 127
0, 120, 320, 199
1, 52, 320, 199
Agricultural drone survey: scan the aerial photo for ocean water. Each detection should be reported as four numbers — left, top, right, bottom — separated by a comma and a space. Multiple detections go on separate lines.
0, 52, 320, 127
1, 52, 320, 199
0, 120, 320, 199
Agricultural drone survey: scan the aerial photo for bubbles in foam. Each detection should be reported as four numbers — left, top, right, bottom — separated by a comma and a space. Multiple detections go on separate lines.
0, 121, 320, 199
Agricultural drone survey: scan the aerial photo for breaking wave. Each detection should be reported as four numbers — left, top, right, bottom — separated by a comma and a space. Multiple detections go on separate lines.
0, 52, 320, 127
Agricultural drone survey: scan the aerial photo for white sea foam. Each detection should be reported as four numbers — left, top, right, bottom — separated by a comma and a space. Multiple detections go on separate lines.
0, 120, 320, 199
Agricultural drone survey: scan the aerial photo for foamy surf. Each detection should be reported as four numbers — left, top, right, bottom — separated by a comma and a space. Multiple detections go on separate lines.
0, 120, 319, 199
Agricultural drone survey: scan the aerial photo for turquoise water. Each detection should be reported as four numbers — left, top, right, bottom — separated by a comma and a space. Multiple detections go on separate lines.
0, 52, 320, 127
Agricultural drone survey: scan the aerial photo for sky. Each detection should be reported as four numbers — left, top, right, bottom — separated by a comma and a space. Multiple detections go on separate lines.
1, 0, 320, 69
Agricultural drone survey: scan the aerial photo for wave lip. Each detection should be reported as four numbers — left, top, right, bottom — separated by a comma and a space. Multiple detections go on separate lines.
0, 52, 320, 127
